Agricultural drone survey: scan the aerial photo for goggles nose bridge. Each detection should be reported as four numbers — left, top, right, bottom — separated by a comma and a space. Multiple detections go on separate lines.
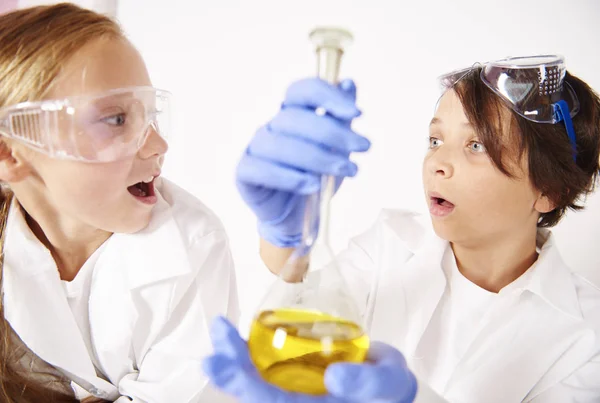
136, 119, 164, 150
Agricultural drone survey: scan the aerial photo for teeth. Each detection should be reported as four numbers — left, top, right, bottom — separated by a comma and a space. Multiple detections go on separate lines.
142, 176, 154, 183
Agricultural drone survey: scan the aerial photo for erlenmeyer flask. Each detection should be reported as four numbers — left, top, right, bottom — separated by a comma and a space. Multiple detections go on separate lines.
247, 27, 370, 395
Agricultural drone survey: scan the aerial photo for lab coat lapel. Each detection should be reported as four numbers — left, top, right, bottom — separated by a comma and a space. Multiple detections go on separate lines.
369, 232, 448, 356
3, 203, 115, 394
400, 236, 448, 356
89, 189, 194, 379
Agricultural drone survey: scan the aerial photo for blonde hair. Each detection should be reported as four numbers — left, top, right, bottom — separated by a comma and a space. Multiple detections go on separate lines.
0, 3, 125, 401
0, 3, 123, 107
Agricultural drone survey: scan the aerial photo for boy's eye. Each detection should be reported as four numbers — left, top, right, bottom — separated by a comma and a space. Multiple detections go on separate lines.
429, 137, 443, 148
469, 141, 486, 153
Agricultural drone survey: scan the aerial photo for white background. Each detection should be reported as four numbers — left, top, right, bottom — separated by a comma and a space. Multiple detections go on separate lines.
14, 0, 600, 332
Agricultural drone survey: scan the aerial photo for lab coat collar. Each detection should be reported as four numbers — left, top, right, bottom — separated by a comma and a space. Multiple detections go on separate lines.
4, 200, 56, 276
3, 199, 116, 394
108, 186, 193, 289
373, 213, 583, 344
521, 229, 583, 320
6, 187, 193, 289
396, 218, 583, 320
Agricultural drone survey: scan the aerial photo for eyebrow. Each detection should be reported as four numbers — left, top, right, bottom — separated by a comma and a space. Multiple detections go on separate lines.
429, 117, 473, 127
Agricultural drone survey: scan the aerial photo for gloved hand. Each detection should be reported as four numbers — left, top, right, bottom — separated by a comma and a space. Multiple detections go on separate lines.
202, 317, 418, 403
236, 78, 371, 248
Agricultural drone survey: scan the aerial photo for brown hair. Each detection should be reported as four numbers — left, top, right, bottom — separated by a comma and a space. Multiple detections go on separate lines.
0, 3, 123, 401
448, 67, 600, 227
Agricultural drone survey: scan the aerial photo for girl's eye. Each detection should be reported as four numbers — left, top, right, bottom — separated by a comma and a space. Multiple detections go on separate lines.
429, 136, 443, 149
101, 113, 126, 126
469, 141, 486, 153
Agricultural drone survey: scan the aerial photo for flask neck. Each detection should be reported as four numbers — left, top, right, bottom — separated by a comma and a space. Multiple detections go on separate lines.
315, 46, 343, 85
301, 175, 335, 251
304, 46, 341, 251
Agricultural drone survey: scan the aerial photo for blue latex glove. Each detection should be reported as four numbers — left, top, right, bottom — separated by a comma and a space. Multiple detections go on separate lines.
236, 78, 371, 248
202, 317, 418, 403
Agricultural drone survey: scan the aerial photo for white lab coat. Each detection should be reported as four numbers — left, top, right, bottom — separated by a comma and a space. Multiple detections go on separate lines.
3, 178, 239, 403
336, 209, 600, 403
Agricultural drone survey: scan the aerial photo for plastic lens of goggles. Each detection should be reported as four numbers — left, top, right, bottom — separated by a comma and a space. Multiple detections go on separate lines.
480, 55, 579, 124
438, 65, 481, 90
0, 86, 171, 163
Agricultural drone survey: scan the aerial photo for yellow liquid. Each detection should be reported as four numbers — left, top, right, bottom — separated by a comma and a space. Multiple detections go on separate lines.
248, 309, 370, 395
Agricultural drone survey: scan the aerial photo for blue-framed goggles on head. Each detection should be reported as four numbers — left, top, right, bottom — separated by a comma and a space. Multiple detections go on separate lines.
439, 55, 579, 161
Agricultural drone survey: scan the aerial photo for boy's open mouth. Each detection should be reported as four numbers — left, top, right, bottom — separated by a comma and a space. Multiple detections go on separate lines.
431, 196, 454, 208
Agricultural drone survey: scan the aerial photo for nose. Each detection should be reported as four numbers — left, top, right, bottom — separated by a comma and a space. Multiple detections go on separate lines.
137, 122, 168, 159
425, 146, 454, 179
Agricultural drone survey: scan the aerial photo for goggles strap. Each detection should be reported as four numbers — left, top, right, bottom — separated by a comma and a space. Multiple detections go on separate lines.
554, 99, 577, 162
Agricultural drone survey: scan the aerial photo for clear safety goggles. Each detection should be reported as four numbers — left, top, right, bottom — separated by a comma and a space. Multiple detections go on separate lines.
0, 86, 171, 163
439, 55, 579, 160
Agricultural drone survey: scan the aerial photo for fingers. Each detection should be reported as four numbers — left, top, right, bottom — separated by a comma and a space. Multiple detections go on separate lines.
203, 351, 343, 403
324, 342, 418, 402
236, 152, 321, 195
209, 316, 253, 368
249, 125, 359, 177
284, 78, 361, 120
269, 108, 370, 154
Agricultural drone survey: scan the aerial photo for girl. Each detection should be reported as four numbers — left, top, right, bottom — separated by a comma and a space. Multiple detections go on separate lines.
204, 56, 600, 402
0, 3, 238, 402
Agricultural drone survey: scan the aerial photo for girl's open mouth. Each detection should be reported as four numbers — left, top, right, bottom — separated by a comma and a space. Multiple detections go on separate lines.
128, 177, 157, 205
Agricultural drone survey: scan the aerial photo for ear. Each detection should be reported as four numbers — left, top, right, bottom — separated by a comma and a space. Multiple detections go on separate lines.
534, 193, 556, 214
0, 140, 33, 183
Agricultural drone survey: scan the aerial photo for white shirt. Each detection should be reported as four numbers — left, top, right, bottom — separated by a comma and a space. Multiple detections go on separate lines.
61, 242, 108, 399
